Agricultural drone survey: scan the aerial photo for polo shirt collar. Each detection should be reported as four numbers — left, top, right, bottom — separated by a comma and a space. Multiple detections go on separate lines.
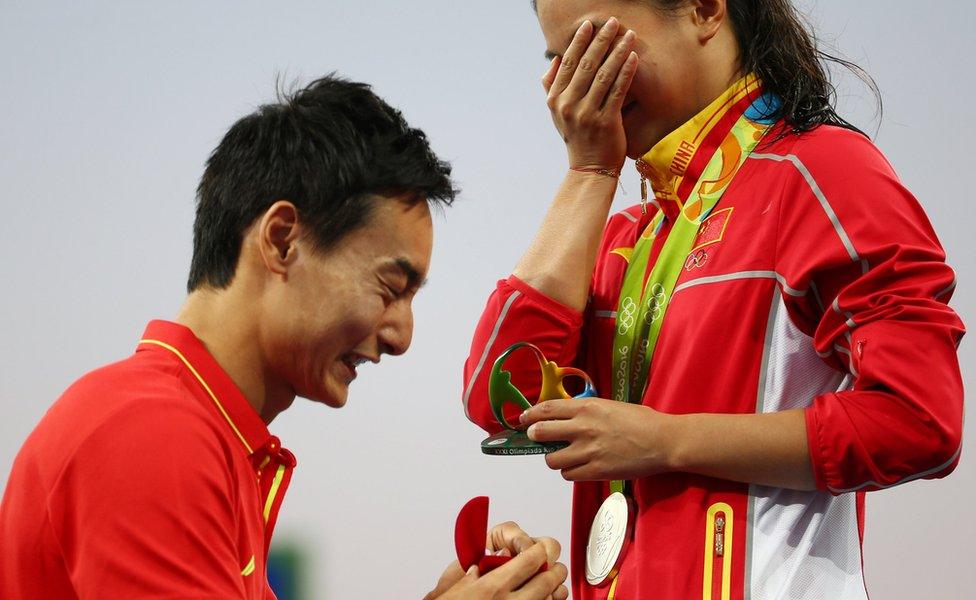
136, 320, 275, 459
636, 74, 762, 223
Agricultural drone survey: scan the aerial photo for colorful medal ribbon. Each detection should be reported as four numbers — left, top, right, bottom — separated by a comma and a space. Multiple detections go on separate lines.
609, 79, 778, 495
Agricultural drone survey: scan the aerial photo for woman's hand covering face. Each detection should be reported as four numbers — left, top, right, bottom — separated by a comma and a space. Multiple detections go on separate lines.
542, 18, 638, 171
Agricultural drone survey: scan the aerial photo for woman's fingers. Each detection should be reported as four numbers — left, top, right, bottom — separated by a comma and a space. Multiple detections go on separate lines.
544, 445, 588, 472
563, 18, 621, 102
547, 21, 594, 99
541, 56, 560, 94
527, 418, 576, 443
522, 398, 583, 425
542, 16, 634, 169
581, 30, 636, 112
603, 51, 639, 113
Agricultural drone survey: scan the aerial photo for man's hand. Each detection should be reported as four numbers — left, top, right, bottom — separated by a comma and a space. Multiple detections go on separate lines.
486, 521, 561, 567
522, 397, 676, 481
424, 522, 568, 600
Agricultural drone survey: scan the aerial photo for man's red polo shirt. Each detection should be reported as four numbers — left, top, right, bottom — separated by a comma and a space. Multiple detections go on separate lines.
0, 320, 296, 599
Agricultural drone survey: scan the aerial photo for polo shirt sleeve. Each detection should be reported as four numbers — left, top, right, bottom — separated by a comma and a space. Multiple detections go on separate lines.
47, 396, 248, 598
775, 128, 965, 494
462, 275, 584, 434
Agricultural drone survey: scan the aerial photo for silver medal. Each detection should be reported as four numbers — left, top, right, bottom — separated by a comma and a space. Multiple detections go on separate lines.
585, 491, 633, 586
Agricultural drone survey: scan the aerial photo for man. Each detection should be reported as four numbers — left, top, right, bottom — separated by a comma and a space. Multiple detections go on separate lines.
0, 76, 569, 599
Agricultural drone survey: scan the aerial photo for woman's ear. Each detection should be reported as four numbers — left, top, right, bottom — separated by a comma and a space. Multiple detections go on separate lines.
691, 0, 728, 43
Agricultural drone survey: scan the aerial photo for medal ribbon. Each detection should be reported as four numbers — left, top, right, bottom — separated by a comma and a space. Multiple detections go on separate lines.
608, 86, 777, 494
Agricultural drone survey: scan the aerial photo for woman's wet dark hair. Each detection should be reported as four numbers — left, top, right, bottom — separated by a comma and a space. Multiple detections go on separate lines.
532, 0, 881, 138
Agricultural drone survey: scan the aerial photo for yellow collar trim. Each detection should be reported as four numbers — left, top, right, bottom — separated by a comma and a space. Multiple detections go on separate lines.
139, 338, 255, 454
639, 74, 761, 203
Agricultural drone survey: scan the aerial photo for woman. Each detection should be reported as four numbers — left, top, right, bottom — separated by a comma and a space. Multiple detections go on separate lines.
462, 1, 964, 599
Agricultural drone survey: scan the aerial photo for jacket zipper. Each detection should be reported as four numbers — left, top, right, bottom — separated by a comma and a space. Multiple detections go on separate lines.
703, 502, 733, 600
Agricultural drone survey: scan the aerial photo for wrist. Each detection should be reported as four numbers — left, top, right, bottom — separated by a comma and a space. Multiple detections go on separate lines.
563, 168, 620, 191
566, 152, 625, 173
659, 412, 691, 472
569, 165, 622, 178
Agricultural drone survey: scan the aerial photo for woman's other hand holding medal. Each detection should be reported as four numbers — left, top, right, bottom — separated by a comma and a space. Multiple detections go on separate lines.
522, 397, 676, 482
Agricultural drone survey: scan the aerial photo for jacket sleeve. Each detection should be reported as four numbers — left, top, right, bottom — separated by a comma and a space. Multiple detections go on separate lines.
462, 275, 584, 434
775, 129, 965, 494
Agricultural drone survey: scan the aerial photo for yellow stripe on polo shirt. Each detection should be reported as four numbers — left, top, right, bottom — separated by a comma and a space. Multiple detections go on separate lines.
139, 339, 254, 455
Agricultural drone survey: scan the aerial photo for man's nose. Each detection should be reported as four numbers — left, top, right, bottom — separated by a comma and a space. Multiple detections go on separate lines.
378, 303, 414, 357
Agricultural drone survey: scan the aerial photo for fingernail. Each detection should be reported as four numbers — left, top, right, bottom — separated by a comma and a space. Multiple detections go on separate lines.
527, 424, 538, 439
519, 410, 529, 423
606, 16, 619, 28
577, 20, 591, 34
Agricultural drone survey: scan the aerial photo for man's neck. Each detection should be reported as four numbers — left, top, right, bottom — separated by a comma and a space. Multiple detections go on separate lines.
175, 287, 294, 424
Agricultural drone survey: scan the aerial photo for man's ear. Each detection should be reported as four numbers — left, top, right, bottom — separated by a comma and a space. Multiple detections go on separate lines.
257, 200, 301, 277
691, 0, 727, 43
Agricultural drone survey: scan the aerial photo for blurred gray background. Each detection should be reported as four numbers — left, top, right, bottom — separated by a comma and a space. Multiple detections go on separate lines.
1, 1, 972, 598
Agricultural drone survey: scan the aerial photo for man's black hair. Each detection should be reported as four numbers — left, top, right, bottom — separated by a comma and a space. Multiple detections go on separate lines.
187, 74, 457, 292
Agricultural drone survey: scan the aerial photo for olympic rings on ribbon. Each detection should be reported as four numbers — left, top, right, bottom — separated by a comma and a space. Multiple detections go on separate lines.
644, 283, 667, 324
617, 296, 639, 335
